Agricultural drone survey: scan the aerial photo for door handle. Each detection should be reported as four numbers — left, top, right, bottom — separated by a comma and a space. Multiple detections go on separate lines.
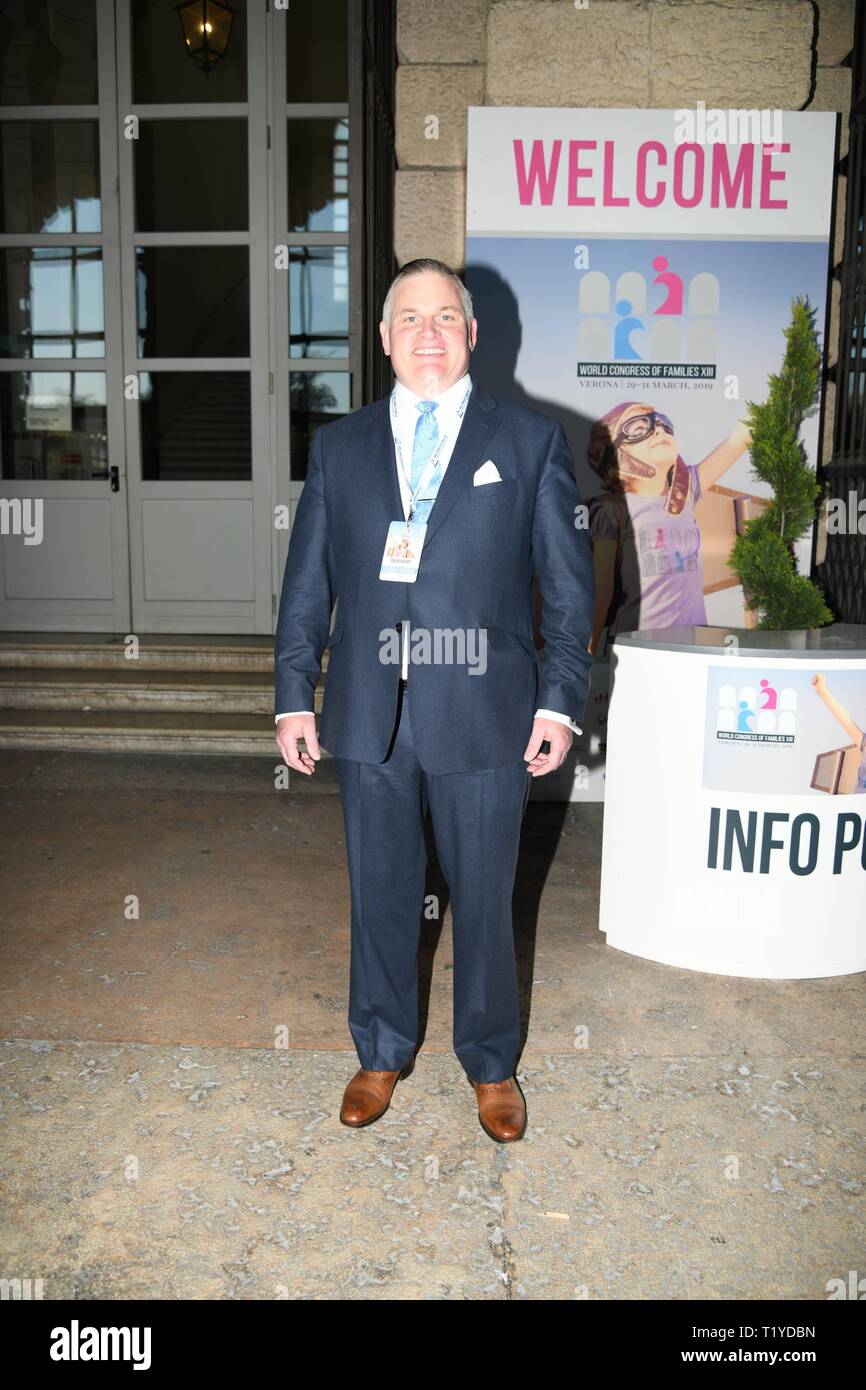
109, 465, 120, 493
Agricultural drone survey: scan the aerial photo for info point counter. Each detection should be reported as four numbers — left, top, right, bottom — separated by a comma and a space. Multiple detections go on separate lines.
599, 625, 866, 979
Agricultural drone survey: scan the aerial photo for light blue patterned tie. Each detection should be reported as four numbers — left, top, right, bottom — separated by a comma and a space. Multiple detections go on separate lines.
409, 399, 440, 524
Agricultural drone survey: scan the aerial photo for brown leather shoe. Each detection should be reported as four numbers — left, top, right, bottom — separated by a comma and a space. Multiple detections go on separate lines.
339, 1057, 414, 1127
470, 1076, 527, 1142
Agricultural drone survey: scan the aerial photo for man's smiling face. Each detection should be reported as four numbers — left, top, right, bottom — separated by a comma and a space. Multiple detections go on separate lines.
380, 270, 477, 396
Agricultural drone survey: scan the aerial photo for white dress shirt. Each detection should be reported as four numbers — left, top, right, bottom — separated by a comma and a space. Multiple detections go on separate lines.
276, 370, 581, 735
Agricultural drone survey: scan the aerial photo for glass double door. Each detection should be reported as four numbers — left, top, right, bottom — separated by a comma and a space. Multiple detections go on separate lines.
0, 0, 352, 633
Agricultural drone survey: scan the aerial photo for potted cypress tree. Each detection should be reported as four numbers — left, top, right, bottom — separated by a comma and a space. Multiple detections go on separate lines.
729, 295, 833, 629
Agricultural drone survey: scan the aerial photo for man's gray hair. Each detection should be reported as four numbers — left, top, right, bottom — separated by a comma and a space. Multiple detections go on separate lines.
381, 258, 474, 331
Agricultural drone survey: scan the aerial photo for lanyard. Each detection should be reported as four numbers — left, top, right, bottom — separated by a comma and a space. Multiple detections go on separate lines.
390, 384, 472, 521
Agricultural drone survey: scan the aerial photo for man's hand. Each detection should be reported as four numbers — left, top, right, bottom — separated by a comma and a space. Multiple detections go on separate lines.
276, 713, 321, 775
523, 717, 572, 777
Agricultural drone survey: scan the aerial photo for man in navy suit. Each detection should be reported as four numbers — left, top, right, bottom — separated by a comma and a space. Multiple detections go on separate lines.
275, 259, 594, 1142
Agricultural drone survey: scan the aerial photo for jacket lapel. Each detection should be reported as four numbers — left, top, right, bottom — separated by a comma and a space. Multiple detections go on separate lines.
421, 386, 501, 548
365, 398, 404, 524
362, 384, 502, 546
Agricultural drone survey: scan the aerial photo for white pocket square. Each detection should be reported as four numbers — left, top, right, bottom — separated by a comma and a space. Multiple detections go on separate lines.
473, 460, 502, 486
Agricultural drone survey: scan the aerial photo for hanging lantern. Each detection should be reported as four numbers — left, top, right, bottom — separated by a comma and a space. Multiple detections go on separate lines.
175, 0, 238, 76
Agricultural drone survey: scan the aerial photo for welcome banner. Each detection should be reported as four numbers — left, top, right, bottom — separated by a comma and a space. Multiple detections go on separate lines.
465, 107, 837, 800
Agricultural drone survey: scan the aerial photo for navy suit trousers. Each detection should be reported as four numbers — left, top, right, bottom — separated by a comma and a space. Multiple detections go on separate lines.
334, 685, 532, 1082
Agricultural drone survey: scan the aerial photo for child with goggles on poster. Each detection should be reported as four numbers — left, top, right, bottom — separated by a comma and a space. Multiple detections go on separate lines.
811, 673, 866, 794
586, 401, 752, 656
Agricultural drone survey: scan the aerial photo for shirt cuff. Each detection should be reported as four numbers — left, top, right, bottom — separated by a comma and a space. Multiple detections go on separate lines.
275, 711, 314, 723
535, 707, 582, 736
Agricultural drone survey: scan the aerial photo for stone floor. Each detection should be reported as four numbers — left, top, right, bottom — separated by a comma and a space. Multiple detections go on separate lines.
0, 749, 863, 1300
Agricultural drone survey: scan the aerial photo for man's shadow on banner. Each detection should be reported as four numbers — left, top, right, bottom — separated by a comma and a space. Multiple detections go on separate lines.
416, 261, 614, 1065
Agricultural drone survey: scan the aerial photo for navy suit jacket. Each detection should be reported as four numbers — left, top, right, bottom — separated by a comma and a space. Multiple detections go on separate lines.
274, 383, 595, 774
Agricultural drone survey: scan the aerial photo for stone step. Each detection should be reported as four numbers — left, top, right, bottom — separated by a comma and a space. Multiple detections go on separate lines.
0, 708, 330, 758
0, 632, 322, 674
0, 633, 331, 755
0, 667, 325, 715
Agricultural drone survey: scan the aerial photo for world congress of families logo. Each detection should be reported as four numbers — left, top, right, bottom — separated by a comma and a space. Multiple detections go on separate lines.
714, 679, 797, 745
576, 252, 719, 382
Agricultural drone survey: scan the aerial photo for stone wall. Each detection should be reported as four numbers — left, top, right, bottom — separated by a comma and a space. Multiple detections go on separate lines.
394, 0, 856, 464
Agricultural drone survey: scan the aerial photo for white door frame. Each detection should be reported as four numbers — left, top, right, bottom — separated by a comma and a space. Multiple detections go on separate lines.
0, 1, 356, 638
0, 0, 131, 633
266, 6, 353, 626
116, 0, 274, 634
